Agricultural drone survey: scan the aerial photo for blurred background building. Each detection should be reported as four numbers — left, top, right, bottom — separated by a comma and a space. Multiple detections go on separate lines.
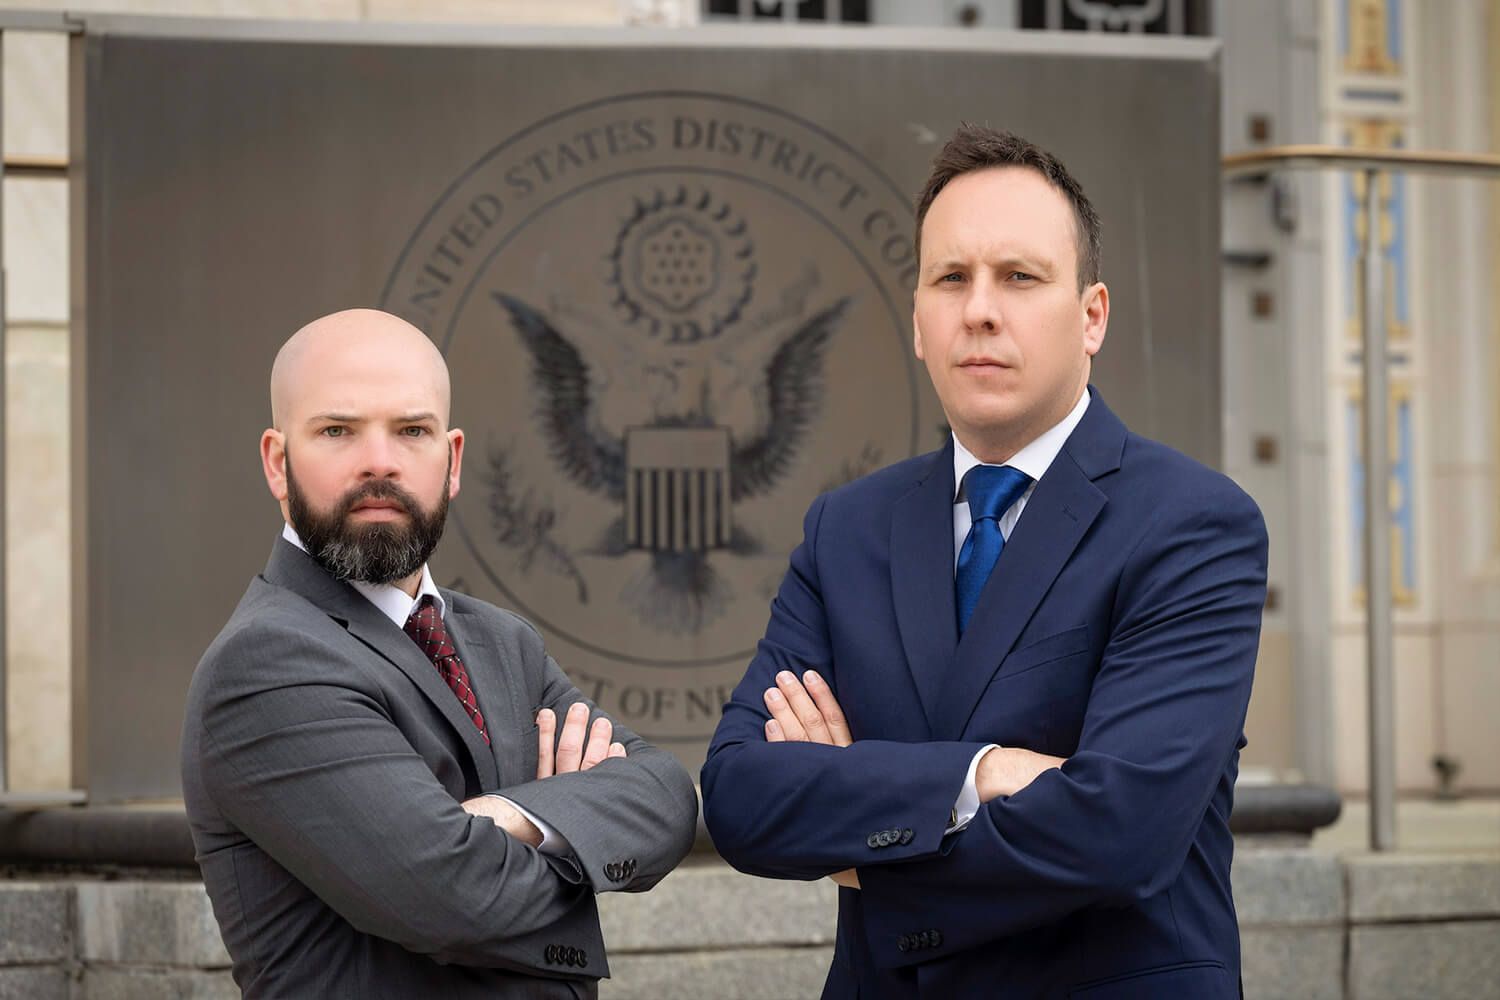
9, 0, 1496, 812
0, 2, 1496, 998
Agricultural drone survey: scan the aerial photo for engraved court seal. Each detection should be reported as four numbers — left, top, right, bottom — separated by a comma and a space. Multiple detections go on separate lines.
383, 92, 928, 763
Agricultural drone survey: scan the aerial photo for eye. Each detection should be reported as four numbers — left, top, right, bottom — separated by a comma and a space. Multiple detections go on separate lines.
400, 426, 429, 437
321, 426, 347, 438
939, 272, 964, 284
1010, 271, 1036, 282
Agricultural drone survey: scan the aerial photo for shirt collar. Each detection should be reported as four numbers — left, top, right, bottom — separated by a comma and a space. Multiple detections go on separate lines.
280, 522, 445, 627
951, 387, 1092, 501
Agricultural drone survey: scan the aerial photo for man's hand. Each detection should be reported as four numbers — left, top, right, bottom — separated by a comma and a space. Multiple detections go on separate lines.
461, 795, 544, 847
975, 746, 1066, 802
762, 670, 851, 747
536, 702, 626, 778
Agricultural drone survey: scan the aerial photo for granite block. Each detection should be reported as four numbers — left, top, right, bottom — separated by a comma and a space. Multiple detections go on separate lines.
1349, 921, 1500, 1000
601, 946, 833, 1000
1240, 926, 1343, 1000
1346, 851, 1500, 922
0, 966, 69, 1000
79, 968, 238, 1000
1233, 846, 1346, 925
74, 882, 229, 967
598, 860, 837, 953
0, 883, 70, 963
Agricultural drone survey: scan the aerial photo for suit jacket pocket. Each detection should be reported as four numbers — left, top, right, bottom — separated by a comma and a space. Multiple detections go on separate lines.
1068, 960, 1231, 999
997, 625, 1090, 680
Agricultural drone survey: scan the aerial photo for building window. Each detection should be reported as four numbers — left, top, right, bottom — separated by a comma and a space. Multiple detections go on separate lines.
1019, 0, 1211, 35
703, 0, 871, 23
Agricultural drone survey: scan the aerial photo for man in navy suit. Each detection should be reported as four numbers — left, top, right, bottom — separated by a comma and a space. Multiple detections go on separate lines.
701, 126, 1267, 999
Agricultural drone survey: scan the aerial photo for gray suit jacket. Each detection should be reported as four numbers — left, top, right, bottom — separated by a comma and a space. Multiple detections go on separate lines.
181, 539, 699, 998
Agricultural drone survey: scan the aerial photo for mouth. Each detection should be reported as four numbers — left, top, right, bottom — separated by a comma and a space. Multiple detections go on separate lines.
347, 499, 410, 520
958, 358, 1014, 370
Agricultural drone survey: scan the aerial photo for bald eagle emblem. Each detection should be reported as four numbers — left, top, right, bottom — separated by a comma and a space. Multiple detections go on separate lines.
488, 188, 850, 635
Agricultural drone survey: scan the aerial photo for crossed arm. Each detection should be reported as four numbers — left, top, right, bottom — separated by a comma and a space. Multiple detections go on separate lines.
759, 667, 1064, 888
702, 482, 1267, 958
463, 702, 627, 846
195, 621, 696, 972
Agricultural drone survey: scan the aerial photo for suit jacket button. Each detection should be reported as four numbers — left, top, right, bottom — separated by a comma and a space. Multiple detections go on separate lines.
901, 828, 914, 845
867, 833, 880, 849
580, 948, 589, 965
897, 935, 910, 952
544, 944, 556, 964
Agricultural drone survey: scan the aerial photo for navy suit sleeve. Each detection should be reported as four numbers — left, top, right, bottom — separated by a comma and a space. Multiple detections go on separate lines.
702, 493, 985, 879
856, 484, 1268, 966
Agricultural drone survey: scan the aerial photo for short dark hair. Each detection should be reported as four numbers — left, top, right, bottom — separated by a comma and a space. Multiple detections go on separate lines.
914, 124, 1102, 292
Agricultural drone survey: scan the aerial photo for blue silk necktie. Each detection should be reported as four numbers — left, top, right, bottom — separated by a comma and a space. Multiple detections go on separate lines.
955, 465, 1033, 634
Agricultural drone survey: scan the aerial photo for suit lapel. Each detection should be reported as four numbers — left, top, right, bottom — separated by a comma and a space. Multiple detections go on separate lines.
445, 605, 524, 788
931, 393, 1124, 740
889, 445, 958, 733
264, 540, 501, 790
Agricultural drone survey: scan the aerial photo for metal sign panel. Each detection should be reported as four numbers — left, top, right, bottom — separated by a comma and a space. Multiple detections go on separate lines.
73, 19, 1219, 798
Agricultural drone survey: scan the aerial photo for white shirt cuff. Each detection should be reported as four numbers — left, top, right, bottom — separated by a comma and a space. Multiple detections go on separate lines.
947, 744, 999, 834
489, 795, 573, 857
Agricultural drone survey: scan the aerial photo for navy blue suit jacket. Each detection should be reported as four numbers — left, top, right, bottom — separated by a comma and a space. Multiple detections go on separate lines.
702, 392, 1267, 999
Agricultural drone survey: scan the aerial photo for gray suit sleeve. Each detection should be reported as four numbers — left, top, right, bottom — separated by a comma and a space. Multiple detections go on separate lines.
194, 624, 604, 975
494, 621, 700, 895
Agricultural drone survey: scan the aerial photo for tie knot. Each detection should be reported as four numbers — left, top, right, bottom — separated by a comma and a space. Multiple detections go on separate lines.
405, 594, 441, 633
961, 465, 1032, 523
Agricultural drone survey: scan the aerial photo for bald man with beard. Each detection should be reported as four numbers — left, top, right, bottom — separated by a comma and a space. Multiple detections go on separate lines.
180, 309, 698, 999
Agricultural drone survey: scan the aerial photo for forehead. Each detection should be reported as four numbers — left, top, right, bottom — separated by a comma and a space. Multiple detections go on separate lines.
290, 345, 446, 419
921, 166, 1078, 262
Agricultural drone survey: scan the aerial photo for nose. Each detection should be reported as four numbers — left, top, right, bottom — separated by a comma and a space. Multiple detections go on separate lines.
960, 274, 1000, 334
357, 431, 402, 480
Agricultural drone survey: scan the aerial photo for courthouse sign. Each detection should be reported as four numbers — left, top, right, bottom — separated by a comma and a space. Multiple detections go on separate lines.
71, 20, 1218, 795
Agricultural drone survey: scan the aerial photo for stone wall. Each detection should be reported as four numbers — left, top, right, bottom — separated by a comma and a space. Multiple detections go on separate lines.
1, 845, 1496, 999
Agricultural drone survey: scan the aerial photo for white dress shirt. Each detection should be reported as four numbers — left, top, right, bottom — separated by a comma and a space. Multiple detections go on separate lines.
946, 388, 1092, 833
280, 523, 569, 854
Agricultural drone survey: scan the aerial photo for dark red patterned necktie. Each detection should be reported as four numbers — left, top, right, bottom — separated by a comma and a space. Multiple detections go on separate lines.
404, 596, 489, 745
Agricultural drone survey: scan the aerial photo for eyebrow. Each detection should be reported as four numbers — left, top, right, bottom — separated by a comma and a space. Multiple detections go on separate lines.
305, 411, 440, 425
923, 255, 1053, 277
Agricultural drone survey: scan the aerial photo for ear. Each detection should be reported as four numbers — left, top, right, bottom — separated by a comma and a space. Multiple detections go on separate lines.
261, 428, 288, 502
1082, 282, 1109, 357
912, 305, 926, 362
447, 427, 465, 499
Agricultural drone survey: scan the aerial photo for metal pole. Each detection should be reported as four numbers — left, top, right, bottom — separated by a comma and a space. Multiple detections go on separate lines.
1360, 167, 1397, 851
0, 27, 10, 795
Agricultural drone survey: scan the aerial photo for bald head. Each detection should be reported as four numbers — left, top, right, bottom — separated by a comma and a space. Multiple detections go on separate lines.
270, 309, 450, 430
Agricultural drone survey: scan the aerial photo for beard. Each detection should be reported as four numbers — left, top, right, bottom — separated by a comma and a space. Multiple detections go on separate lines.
285, 448, 450, 586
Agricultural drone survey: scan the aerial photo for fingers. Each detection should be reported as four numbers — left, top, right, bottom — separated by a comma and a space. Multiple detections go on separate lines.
541, 704, 628, 776
763, 679, 807, 741
771, 670, 835, 745
580, 716, 613, 770
535, 708, 557, 779
765, 718, 784, 742
802, 670, 852, 747
554, 702, 590, 773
